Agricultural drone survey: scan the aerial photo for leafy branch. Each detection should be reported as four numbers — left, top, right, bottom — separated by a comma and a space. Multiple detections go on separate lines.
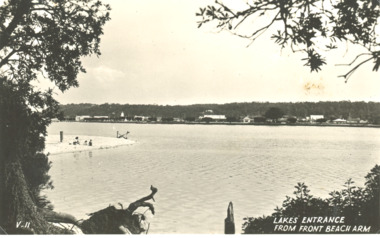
197, 0, 380, 81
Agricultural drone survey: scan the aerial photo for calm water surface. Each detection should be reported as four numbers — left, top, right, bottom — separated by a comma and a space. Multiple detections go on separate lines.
44, 122, 380, 234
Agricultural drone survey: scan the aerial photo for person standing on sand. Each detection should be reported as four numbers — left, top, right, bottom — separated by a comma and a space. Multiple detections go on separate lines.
89, 139, 92, 146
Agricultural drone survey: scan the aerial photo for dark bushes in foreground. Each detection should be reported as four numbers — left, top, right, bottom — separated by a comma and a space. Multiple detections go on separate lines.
242, 165, 380, 234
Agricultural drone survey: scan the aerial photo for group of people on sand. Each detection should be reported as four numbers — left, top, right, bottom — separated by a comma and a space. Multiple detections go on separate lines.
72, 136, 92, 146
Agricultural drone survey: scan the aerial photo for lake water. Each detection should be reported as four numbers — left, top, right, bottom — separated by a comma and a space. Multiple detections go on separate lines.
44, 122, 380, 234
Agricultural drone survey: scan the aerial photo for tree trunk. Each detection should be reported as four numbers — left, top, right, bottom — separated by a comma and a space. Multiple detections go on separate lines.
1, 154, 50, 234
0, 117, 54, 233
0, 81, 55, 234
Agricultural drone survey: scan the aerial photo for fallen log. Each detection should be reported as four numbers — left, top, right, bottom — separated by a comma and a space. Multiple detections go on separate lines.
40, 209, 78, 225
43, 186, 157, 234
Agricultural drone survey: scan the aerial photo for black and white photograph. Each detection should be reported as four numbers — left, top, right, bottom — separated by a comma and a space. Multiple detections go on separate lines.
0, 0, 379, 235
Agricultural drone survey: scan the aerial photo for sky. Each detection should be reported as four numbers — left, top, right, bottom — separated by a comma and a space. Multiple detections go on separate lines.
47, 0, 380, 105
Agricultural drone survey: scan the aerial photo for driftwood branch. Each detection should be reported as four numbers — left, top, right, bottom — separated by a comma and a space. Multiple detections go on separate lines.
42, 186, 158, 234
127, 185, 158, 215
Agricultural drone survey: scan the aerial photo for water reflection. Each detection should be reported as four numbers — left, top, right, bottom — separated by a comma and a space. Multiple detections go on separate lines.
73, 152, 81, 159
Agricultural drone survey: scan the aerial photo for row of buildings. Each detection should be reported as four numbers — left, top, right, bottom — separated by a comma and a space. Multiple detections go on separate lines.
75, 114, 227, 122
72, 110, 370, 124
242, 115, 368, 124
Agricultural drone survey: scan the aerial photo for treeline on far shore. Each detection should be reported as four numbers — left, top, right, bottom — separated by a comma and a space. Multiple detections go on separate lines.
59, 101, 380, 122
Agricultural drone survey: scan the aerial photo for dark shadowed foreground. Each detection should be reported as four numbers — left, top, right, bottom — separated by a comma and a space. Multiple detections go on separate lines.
41, 186, 157, 234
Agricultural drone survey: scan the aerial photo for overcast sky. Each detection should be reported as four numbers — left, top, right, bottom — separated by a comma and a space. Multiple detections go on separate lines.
50, 0, 380, 105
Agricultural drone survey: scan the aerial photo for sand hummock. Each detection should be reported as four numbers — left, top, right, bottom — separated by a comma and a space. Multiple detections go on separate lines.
45, 134, 135, 155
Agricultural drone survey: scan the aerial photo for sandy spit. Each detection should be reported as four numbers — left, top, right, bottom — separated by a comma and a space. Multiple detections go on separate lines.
44, 134, 135, 155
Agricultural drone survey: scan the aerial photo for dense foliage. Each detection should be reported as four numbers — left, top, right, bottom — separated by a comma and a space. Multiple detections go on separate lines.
60, 101, 380, 122
0, 79, 58, 233
0, 0, 110, 233
197, 0, 380, 81
242, 165, 380, 234
264, 107, 284, 121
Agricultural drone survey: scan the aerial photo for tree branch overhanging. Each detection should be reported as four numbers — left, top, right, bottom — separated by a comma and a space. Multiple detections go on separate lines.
197, 0, 380, 80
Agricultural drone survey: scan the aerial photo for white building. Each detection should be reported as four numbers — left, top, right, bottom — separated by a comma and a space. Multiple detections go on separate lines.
333, 118, 347, 124
75, 115, 92, 121
134, 115, 149, 121
243, 116, 252, 123
199, 115, 227, 121
310, 115, 324, 121
173, 118, 184, 122
94, 116, 109, 119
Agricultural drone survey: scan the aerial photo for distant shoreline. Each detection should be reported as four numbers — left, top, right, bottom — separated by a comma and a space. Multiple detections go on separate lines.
54, 121, 380, 129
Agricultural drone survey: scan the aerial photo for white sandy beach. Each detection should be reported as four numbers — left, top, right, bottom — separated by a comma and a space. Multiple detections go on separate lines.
45, 134, 135, 155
